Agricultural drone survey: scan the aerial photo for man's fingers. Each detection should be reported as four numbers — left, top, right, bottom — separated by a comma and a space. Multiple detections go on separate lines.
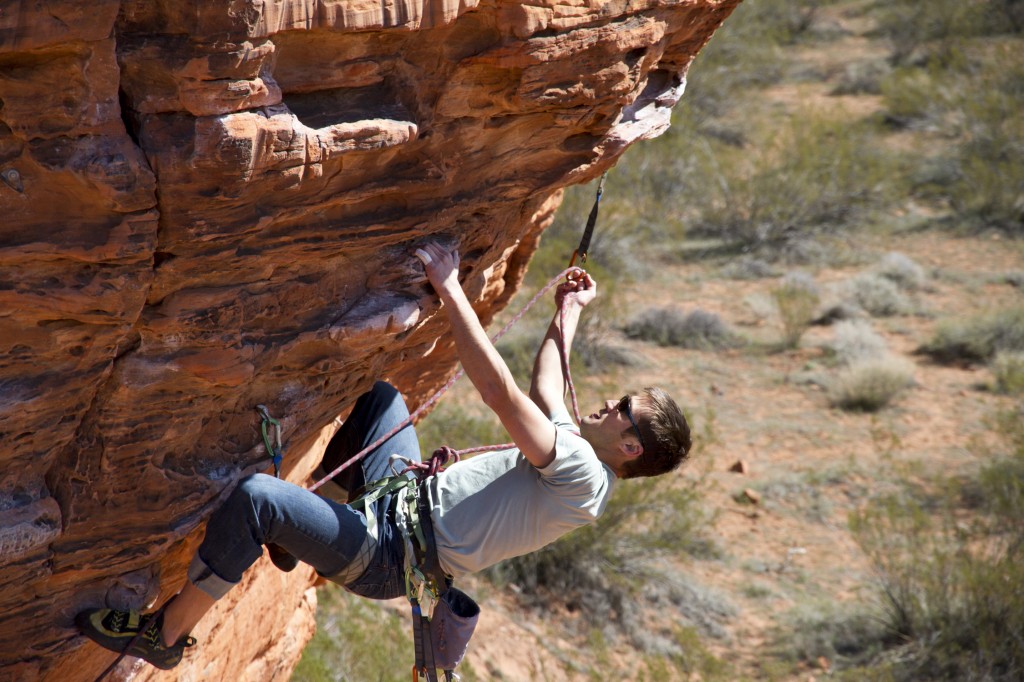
415, 248, 433, 266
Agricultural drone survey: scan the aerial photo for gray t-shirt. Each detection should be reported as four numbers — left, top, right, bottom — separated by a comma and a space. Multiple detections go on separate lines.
424, 408, 615, 578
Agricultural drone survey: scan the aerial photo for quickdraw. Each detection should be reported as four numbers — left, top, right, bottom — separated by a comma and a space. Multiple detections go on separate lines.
256, 404, 285, 478
568, 172, 607, 268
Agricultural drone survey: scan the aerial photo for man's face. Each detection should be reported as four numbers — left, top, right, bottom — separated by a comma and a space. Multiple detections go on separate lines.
580, 394, 647, 450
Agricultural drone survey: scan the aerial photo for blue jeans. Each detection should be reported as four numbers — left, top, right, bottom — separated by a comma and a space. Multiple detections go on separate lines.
188, 382, 421, 601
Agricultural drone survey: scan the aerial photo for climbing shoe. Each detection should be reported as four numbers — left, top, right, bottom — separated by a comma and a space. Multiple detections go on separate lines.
76, 608, 196, 670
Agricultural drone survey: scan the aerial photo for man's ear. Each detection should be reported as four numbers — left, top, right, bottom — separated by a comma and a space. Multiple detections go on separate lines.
619, 439, 644, 460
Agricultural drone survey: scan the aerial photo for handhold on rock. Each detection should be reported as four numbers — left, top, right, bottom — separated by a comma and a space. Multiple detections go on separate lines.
1, 168, 24, 192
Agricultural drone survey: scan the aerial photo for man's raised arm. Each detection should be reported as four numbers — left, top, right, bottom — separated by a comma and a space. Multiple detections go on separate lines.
416, 243, 558, 468
529, 270, 596, 419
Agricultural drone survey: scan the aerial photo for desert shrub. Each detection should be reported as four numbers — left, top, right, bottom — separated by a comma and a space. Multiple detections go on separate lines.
483, 475, 713, 632
844, 272, 913, 317
768, 603, 890, 674
1001, 270, 1024, 289
679, 0, 826, 118
875, 252, 927, 291
870, 0, 1020, 65
848, 406, 1024, 680
686, 115, 896, 254
828, 357, 915, 411
917, 305, 1024, 364
719, 256, 777, 280
624, 307, 738, 350
772, 272, 820, 348
831, 320, 888, 366
879, 64, 949, 127
991, 351, 1024, 395
293, 587, 414, 682
880, 40, 1024, 233
947, 47, 1024, 234
830, 59, 890, 96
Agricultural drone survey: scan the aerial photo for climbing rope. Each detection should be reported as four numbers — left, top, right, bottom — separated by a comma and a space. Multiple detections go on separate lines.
308, 265, 585, 493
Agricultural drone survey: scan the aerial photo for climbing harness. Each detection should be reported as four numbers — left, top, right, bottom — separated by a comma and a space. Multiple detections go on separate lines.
256, 404, 285, 478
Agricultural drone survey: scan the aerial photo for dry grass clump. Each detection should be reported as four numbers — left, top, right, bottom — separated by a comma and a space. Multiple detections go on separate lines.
875, 252, 927, 291
917, 305, 1024, 364
720, 256, 778, 280
843, 272, 914, 317
625, 307, 739, 350
772, 272, 820, 348
828, 356, 915, 412
830, 320, 888, 366
829, 59, 890, 96
1001, 271, 1024, 289
766, 603, 889, 676
991, 351, 1024, 395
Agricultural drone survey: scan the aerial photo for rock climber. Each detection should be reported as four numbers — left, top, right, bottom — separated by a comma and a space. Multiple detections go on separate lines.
76, 241, 692, 670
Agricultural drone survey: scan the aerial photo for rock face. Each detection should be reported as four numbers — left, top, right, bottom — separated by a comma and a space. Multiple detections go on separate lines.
0, 1, 738, 678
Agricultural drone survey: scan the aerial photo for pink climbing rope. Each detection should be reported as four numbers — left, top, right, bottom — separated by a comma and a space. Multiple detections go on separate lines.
307, 267, 585, 492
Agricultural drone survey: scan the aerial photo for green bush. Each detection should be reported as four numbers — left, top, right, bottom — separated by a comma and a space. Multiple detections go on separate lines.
828, 357, 915, 411
848, 406, 1024, 680
293, 587, 414, 682
917, 305, 1024, 364
880, 41, 1024, 233
870, 0, 1022, 65
768, 603, 890, 674
948, 46, 1024, 233
686, 115, 896, 253
624, 307, 738, 350
991, 351, 1024, 395
772, 272, 820, 348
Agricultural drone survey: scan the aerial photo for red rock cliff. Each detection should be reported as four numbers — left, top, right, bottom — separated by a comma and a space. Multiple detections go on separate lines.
0, 1, 738, 679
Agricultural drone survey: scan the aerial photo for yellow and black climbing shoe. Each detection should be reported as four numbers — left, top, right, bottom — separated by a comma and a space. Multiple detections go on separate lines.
76, 608, 196, 670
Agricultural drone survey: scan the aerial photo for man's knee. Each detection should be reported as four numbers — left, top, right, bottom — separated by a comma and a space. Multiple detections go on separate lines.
235, 473, 280, 506
369, 381, 399, 401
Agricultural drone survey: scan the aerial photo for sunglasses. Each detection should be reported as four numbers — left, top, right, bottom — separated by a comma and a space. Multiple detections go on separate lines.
616, 395, 647, 453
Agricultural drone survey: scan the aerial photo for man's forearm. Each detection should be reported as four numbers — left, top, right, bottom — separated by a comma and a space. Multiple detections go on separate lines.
436, 283, 519, 409
529, 303, 582, 412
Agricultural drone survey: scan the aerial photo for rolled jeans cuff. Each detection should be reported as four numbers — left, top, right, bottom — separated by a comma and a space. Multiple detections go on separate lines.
188, 553, 237, 601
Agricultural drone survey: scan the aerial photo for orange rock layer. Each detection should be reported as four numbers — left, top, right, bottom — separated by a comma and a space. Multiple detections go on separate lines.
0, 1, 739, 679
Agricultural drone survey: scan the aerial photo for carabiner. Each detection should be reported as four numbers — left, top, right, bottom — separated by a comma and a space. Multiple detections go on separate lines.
256, 404, 285, 477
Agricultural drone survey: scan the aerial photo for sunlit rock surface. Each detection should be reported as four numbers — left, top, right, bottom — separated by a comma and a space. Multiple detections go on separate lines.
0, 1, 738, 678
